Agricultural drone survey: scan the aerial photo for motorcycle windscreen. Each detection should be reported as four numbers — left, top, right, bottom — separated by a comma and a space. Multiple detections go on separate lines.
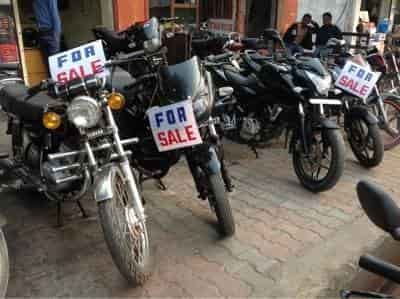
160, 56, 204, 101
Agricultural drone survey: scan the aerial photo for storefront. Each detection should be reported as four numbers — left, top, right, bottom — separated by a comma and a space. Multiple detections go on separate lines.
0, 0, 149, 86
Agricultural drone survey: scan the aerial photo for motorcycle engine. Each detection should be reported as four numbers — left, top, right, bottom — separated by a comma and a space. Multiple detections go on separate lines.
240, 118, 261, 141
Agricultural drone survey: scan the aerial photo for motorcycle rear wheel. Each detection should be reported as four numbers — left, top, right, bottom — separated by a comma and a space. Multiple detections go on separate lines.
348, 120, 384, 168
0, 230, 8, 298
98, 168, 151, 286
208, 173, 235, 237
293, 129, 345, 193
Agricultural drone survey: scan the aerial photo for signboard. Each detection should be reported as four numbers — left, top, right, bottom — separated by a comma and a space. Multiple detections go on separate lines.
147, 100, 203, 152
49, 40, 106, 83
335, 60, 381, 100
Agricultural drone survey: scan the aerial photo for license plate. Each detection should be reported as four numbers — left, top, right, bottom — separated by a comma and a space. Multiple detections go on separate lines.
147, 100, 203, 152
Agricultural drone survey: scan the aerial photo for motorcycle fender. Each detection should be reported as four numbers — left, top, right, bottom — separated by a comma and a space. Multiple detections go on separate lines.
318, 118, 340, 130
93, 165, 116, 203
345, 106, 378, 127
206, 147, 221, 175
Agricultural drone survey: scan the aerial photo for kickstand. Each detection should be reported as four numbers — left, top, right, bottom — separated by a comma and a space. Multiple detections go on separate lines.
156, 179, 167, 191
76, 200, 88, 218
250, 144, 259, 159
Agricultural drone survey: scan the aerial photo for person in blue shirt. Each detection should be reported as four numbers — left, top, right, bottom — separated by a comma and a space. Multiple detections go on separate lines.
32, 0, 62, 69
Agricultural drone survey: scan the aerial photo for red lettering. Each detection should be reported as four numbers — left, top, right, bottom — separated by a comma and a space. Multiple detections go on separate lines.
91, 59, 102, 74
175, 129, 187, 143
57, 72, 68, 83
339, 75, 348, 86
158, 132, 168, 146
345, 79, 354, 89
185, 125, 196, 141
360, 85, 369, 96
167, 130, 178, 145
69, 68, 80, 80
79, 65, 86, 77
350, 81, 361, 94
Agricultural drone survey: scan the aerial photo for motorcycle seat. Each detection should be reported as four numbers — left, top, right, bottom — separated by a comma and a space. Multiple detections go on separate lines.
224, 67, 260, 88
93, 26, 129, 52
0, 83, 60, 122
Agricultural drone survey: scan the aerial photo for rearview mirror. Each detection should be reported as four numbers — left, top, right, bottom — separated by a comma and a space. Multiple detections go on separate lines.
357, 181, 400, 240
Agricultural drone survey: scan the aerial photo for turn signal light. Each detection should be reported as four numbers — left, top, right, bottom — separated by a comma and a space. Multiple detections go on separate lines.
108, 93, 126, 110
43, 112, 61, 130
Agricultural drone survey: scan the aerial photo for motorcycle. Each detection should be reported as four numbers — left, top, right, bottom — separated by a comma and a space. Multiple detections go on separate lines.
0, 214, 8, 298
206, 30, 346, 193
341, 181, 400, 299
0, 66, 151, 285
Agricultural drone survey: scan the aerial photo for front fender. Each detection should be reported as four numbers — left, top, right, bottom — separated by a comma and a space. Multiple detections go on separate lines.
345, 106, 378, 127
316, 118, 340, 130
206, 147, 221, 175
93, 165, 117, 203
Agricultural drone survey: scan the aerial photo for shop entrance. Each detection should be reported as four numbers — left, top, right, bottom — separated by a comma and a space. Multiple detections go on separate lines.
246, 0, 277, 37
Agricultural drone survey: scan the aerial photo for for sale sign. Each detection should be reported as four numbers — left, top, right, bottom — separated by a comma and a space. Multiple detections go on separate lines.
147, 100, 203, 152
335, 61, 381, 100
49, 40, 106, 83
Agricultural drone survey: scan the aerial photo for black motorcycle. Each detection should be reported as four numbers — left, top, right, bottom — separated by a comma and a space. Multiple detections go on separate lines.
341, 181, 400, 299
0, 68, 152, 285
206, 36, 346, 192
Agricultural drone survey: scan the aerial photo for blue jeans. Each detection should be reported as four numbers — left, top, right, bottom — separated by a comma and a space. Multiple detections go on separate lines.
38, 30, 61, 70
286, 43, 304, 56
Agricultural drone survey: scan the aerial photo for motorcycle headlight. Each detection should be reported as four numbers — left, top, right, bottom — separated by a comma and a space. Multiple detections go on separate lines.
143, 38, 161, 53
305, 71, 332, 96
193, 91, 210, 118
67, 96, 101, 129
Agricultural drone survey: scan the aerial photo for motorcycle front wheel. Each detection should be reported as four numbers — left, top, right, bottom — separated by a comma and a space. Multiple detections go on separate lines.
208, 173, 235, 237
293, 129, 345, 193
0, 230, 8, 298
348, 119, 384, 168
98, 168, 151, 286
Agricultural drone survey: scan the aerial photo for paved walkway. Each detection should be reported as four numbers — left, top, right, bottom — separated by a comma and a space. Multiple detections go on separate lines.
2, 139, 397, 297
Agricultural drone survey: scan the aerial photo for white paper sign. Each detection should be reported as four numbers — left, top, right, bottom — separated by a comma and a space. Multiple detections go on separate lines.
147, 100, 203, 152
49, 40, 106, 83
335, 61, 381, 100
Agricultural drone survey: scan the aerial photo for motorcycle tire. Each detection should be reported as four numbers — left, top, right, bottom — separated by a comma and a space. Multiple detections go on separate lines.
381, 99, 400, 151
98, 168, 152, 286
0, 230, 8, 298
293, 129, 345, 193
208, 173, 235, 237
348, 120, 384, 168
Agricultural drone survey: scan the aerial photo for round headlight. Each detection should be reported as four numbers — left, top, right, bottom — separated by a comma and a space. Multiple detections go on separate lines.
67, 96, 101, 129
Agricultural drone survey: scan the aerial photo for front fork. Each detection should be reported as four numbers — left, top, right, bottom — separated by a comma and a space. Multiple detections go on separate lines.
102, 106, 146, 223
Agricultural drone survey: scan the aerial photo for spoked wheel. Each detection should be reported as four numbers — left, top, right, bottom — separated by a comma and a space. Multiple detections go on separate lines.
380, 99, 400, 150
98, 168, 151, 285
207, 173, 235, 237
348, 119, 384, 168
0, 230, 8, 298
293, 129, 345, 193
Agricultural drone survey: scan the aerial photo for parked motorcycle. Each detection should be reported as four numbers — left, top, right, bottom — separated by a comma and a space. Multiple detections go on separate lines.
0, 69, 151, 285
0, 214, 8, 298
341, 181, 400, 299
206, 31, 346, 193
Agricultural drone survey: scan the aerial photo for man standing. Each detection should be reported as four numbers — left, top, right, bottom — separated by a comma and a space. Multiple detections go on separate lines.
32, 0, 61, 68
316, 12, 342, 46
283, 14, 319, 55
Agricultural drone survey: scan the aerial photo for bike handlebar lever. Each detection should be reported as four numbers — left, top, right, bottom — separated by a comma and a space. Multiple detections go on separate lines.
359, 254, 400, 285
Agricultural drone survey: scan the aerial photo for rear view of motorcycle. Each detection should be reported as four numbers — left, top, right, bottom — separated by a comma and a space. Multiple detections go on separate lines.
0, 41, 152, 285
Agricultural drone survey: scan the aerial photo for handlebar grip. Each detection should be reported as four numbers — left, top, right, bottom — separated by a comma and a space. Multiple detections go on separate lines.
207, 52, 233, 62
359, 254, 400, 284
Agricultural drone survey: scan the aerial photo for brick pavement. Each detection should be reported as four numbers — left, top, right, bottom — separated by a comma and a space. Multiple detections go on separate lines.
1, 140, 398, 297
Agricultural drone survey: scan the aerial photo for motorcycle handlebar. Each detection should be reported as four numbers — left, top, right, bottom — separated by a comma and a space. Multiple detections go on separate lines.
206, 52, 234, 62
27, 80, 55, 97
105, 50, 146, 67
359, 254, 400, 284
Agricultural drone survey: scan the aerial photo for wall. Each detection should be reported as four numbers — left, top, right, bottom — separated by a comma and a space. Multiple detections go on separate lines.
114, 0, 149, 31
297, 0, 361, 32
277, 0, 298, 34
100, 0, 114, 29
